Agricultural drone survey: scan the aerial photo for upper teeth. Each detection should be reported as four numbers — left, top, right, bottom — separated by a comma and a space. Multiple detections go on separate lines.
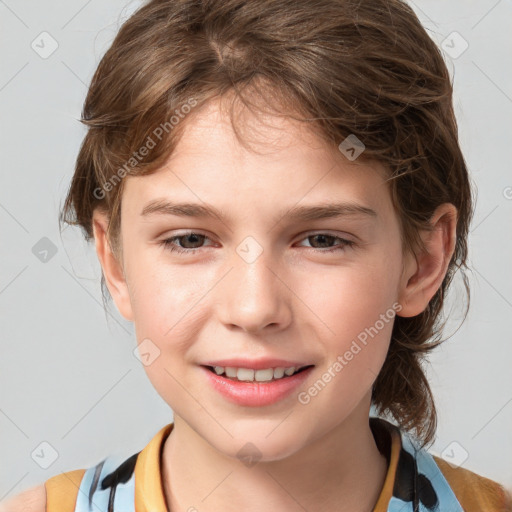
213, 366, 301, 382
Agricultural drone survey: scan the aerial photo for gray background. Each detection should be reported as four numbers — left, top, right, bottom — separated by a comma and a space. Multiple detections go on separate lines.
1, 0, 511, 499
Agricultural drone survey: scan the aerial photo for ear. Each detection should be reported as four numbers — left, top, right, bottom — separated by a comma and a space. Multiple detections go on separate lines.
92, 210, 134, 322
397, 203, 458, 318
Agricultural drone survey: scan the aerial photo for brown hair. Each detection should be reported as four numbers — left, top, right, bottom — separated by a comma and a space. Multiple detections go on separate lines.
60, 0, 474, 448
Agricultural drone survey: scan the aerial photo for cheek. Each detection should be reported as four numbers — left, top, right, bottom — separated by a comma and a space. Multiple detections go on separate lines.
125, 245, 179, 318
126, 261, 208, 406
301, 264, 398, 410
125, 250, 215, 351
302, 255, 401, 392
312, 260, 400, 336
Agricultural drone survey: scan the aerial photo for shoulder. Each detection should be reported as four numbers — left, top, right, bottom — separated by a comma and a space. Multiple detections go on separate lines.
433, 455, 512, 512
0, 468, 87, 512
44, 468, 87, 511
0, 434, 155, 512
0, 484, 46, 512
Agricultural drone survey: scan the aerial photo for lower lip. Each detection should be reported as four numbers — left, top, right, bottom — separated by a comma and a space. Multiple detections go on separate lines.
200, 365, 315, 407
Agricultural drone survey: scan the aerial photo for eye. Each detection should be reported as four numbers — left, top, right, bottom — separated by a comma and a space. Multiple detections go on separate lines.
296, 233, 355, 253
160, 231, 355, 255
160, 231, 213, 254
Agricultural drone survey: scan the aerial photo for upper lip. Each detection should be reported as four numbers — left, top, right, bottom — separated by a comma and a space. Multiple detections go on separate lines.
200, 358, 314, 370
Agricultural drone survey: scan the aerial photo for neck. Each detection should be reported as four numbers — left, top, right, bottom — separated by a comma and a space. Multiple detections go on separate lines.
161, 401, 388, 512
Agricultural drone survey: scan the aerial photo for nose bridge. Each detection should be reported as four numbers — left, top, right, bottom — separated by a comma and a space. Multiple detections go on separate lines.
219, 235, 289, 332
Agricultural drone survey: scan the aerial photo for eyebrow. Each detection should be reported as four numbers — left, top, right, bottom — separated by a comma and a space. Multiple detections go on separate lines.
140, 199, 378, 223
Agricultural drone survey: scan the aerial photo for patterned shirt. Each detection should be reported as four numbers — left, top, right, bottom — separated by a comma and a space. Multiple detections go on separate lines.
44, 417, 511, 511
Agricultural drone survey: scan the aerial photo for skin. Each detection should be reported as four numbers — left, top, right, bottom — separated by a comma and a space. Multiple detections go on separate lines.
92, 96, 457, 512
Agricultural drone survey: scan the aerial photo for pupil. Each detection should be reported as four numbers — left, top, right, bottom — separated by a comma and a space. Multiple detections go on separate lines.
183, 233, 203, 248
312, 234, 333, 248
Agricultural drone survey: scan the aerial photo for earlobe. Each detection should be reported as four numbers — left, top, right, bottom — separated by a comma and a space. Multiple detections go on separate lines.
397, 203, 458, 318
92, 210, 134, 322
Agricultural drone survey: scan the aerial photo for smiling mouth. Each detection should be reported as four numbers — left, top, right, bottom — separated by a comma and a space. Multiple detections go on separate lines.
203, 364, 314, 382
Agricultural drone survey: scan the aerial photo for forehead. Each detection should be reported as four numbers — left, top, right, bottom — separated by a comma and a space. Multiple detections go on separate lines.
122, 97, 392, 220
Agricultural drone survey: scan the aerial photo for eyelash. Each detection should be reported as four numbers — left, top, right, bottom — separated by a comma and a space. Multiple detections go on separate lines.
160, 231, 355, 255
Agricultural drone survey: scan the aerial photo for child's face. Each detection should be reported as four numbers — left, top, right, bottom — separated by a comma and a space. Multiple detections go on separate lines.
100, 98, 415, 459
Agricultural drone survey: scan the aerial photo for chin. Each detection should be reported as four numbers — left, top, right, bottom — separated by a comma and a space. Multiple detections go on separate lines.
216, 430, 306, 465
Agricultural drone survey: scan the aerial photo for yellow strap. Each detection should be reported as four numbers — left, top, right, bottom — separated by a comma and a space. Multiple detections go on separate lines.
433, 455, 512, 512
372, 426, 402, 512
45, 469, 85, 512
134, 424, 173, 512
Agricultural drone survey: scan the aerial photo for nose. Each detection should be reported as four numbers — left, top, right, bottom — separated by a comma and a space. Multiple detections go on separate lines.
218, 248, 292, 334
